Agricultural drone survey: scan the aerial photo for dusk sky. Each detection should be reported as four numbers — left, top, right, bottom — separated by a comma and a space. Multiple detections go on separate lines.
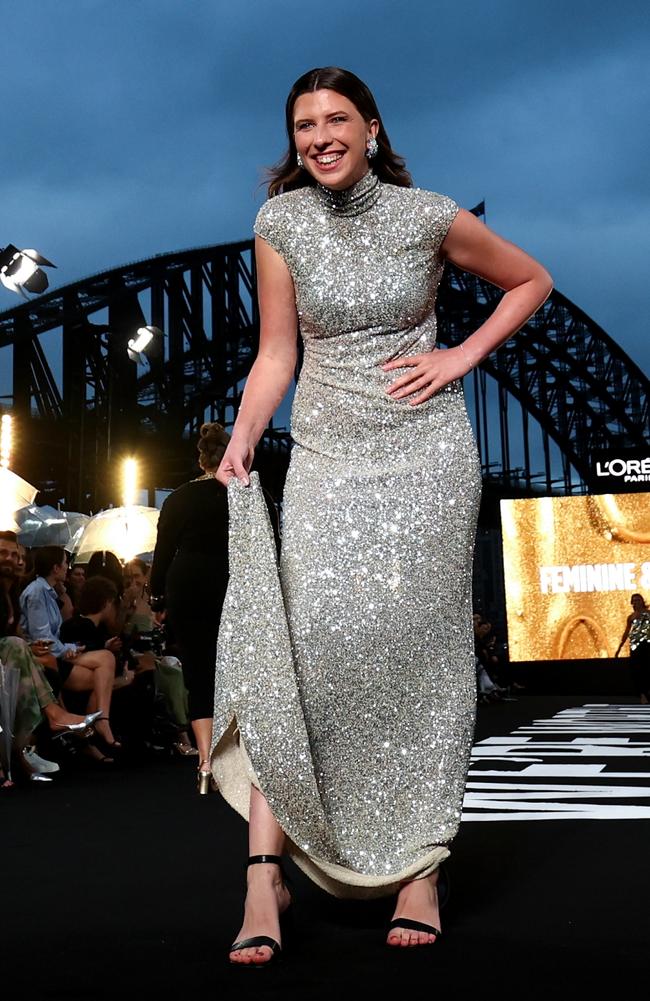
1, 0, 648, 380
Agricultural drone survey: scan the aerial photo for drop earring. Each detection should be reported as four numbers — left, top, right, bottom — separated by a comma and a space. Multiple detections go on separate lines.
366, 136, 379, 159
297, 151, 304, 169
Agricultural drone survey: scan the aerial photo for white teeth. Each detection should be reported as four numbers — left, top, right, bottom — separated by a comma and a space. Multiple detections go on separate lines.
316, 153, 343, 164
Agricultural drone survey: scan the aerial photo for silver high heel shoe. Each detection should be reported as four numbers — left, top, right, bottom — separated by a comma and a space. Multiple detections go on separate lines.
51, 709, 103, 740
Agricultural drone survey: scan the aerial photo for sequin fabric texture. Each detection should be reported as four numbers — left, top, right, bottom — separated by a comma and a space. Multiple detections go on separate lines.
211, 171, 482, 898
630, 612, 650, 651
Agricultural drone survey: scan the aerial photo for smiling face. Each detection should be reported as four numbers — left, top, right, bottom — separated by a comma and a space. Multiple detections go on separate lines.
126, 563, 148, 595
293, 89, 378, 191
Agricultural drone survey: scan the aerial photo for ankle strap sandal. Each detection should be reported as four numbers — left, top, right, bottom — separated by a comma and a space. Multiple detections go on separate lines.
229, 855, 292, 968
245, 854, 289, 879
386, 863, 449, 947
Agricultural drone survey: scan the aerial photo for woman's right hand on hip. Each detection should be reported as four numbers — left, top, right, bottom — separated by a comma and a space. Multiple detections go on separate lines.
215, 438, 255, 486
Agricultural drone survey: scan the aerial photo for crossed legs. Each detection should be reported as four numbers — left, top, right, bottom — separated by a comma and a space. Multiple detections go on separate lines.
63, 649, 118, 745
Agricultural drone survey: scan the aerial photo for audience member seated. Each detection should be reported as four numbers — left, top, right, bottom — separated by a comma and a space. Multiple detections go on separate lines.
123, 558, 195, 755
0, 636, 101, 780
65, 563, 86, 611
86, 551, 125, 599
19, 545, 121, 757
473, 613, 508, 703
62, 573, 177, 756
18, 544, 34, 587
0, 531, 21, 635
0, 531, 100, 782
16, 541, 28, 585
61, 575, 123, 656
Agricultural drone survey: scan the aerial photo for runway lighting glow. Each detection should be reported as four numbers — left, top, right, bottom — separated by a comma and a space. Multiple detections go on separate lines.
122, 457, 138, 508
0, 414, 13, 469
0, 244, 56, 297
127, 325, 162, 363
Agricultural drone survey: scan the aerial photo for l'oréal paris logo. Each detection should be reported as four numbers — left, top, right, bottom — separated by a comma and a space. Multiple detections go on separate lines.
595, 457, 650, 483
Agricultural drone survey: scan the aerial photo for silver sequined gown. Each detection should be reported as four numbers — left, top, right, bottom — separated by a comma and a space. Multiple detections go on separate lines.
211, 170, 481, 899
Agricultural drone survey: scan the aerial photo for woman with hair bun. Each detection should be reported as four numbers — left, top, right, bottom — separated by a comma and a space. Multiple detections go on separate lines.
212, 65, 553, 966
150, 422, 231, 785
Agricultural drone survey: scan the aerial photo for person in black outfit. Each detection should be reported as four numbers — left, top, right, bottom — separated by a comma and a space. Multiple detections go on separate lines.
60, 575, 133, 760
86, 551, 125, 598
149, 422, 230, 791
615, 593, 650, 703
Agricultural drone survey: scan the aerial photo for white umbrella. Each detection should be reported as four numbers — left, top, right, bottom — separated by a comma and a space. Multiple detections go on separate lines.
0, 467, 38, 532
71, 506, 160, 564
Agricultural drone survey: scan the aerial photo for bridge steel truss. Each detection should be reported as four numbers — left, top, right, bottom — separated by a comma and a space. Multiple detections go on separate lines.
0, 235, 647, 511
438, 267, 649, 494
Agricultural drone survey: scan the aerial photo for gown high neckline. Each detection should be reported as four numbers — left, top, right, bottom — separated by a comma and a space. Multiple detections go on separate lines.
315, 169, 381, 217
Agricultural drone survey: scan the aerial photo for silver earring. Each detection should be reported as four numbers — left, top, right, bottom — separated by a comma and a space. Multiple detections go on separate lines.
296, 151, 304, 169
366, 136, 379, 159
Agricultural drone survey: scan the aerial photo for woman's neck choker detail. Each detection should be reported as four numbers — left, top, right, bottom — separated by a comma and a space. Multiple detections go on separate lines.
315, 170, 381, 217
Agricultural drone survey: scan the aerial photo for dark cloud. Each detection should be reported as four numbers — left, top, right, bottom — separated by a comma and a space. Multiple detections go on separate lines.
0, 0, 648, 377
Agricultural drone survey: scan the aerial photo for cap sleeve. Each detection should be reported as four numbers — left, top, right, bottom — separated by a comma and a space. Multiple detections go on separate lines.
422, 191, 461, 258
253, 198, 287, 259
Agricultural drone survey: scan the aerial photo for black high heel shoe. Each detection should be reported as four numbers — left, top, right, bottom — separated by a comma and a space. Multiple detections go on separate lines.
229, 854, 293, 969
386, 863, 449, 947
92, 717, 123, 754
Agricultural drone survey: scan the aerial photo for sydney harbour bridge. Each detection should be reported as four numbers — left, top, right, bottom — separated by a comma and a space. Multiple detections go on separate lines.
0, 205, 648, 521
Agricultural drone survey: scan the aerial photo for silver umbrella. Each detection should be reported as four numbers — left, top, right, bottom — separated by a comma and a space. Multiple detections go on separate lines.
0, 662, 20, 782
15, 506, 90, 549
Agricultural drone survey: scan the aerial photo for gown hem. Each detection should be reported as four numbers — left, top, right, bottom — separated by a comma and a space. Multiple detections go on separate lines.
211, 713, 451, 900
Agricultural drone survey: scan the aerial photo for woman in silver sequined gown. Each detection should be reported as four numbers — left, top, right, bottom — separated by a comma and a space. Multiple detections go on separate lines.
212, 67, 553, 964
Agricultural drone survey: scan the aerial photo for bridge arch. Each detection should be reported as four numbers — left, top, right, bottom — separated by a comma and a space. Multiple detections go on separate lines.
0, 230, 646, 507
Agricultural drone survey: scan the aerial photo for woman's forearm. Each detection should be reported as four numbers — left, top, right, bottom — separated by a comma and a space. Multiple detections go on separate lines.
232, 352, 296, 447
460, 275, 553, 369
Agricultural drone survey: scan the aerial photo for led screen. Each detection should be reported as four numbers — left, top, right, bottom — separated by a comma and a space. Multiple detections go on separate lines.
501, 493, 650, 660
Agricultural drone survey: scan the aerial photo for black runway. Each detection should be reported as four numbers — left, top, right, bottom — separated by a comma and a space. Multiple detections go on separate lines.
5, 695, 649, 999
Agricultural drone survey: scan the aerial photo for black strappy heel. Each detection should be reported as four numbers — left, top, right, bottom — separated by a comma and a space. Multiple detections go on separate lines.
387, 863, 449, 947
229, 854, 293, 969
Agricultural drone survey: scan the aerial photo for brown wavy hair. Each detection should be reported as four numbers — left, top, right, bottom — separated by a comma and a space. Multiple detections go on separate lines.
266, 67, 412, 197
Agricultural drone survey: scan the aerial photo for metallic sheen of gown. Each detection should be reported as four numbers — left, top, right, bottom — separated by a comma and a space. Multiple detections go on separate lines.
210, 170, 482, 899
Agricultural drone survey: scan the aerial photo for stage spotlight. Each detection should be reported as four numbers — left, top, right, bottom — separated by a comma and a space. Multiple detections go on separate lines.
0, 413, 13, 469
122, 456, 138, 507
127, 325, 162, 363
0, 244, 56, 297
